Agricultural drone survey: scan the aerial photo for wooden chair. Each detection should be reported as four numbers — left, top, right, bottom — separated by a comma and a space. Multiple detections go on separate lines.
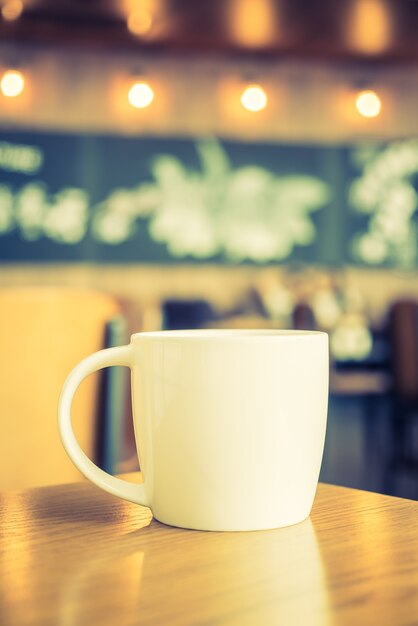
162, 299, 216, 330
0, 287, 121, 490
292, 302, 316, 330
385, 299, 418, 495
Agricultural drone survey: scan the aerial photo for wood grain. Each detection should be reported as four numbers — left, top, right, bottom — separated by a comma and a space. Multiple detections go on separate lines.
1, 477, 418, 626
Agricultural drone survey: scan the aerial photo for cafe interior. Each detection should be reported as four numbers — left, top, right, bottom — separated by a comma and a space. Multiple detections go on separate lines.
1, 0, 418, 502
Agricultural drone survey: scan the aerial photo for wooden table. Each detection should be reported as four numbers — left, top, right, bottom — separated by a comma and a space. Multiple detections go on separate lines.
1, 477, 418, 626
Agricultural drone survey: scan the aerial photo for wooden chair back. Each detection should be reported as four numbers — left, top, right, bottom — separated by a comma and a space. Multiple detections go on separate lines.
0, 287, 120, 489
388, 300, 418, 401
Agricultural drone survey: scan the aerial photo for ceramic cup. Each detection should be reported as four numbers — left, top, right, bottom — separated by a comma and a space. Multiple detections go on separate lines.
59, 330, 329, 531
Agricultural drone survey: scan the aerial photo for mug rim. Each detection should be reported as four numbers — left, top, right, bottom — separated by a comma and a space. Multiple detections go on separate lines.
132, 329, 328, 341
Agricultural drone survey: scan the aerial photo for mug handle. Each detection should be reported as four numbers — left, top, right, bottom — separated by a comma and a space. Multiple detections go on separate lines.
58, 344, 150, 507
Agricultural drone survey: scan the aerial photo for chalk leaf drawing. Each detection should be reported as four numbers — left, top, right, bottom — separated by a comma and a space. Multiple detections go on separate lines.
0, 138, 330, 261
350, 139, 418, 267
93, 138, 330, 261
0, 182, 89, 244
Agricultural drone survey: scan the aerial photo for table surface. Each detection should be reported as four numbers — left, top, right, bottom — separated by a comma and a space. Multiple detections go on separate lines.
1, 476, 418, 626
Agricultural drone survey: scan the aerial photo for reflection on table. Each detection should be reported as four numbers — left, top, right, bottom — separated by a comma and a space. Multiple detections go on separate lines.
2, 477, 418, 626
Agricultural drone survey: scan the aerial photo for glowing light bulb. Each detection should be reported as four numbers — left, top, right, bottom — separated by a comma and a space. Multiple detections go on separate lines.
347, 0, 391, 54
128, 81, 154, 109
355, 89, 381, 118
240, 84, 267, 112
1, 0, 23, 21
228, 0, 277, 48
127, 9, 153, 36
0, 69, 25, 97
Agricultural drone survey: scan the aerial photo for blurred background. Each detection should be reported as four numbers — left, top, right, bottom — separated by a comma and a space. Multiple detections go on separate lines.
1, 0, 418, 499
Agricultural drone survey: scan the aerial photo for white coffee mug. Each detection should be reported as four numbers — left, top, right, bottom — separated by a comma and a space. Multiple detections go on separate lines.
59, 330, 329, 531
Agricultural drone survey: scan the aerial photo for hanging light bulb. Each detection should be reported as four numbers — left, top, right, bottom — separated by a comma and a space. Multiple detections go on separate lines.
0, 69, 25, 97
127, 9, 153, 36
128, 80, 154, 109
240, 83, 267, 112
346, 0, 391, 55
1, 0, 23, 21
355, 89, 382, 118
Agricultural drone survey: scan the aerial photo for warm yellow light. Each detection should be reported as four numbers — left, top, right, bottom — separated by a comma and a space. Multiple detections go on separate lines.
0, 70, 25, 97
240, 84, 267, 112
128, 81, 154, 108
347, 0, 391, 54
1, 0, 23, 21
127, 9, 153, 36
228, 0, 277, 48
355, 89, 381, 118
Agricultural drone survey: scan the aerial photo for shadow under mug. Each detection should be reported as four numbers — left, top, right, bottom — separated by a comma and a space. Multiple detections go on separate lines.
59, 329, 329, 531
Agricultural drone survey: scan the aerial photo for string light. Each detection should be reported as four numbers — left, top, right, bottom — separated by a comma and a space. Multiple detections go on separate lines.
355, 89, 382, 118
346, 0, 391, 55
128, 80, 154, 108
0, 69, 25, 97
228, 0, 277, 48
240, 83, 267, 112
1, 0, 23, 21
127, 9, 153, 36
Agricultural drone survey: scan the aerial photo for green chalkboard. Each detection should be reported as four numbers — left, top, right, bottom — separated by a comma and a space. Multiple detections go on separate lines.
1, 130, 417, 267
